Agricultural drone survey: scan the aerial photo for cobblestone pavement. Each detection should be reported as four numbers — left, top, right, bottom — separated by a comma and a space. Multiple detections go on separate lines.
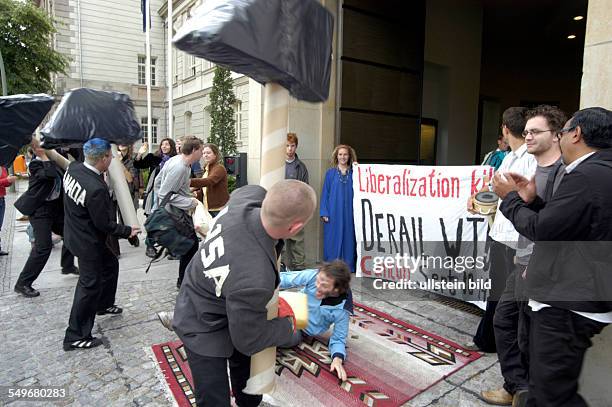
0, 183, 504, 406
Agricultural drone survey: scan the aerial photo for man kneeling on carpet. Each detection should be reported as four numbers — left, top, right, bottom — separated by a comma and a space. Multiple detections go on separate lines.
279, 260, 352, 382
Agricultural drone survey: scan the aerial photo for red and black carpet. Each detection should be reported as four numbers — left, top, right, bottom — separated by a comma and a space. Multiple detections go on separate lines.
150, 303, 480, 406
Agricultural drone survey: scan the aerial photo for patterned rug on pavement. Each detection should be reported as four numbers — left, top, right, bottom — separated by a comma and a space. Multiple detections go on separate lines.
150, 303, 481, 407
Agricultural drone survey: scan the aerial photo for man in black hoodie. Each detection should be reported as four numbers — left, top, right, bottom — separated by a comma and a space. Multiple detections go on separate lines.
493, 107, 612, 406
62, 138, 140, 351
173, 179, 317, 407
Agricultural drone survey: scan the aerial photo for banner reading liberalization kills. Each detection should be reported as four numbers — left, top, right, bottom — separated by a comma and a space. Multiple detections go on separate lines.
353, 163, 494, 304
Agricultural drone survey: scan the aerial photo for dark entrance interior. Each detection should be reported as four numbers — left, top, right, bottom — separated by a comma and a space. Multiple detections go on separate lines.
338, 0, 425, 164
477, 0, 588, 162
338, 0, 588, 165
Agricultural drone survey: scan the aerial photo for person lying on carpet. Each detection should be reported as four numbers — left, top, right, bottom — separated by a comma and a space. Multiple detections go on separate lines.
279, 260, 353, 382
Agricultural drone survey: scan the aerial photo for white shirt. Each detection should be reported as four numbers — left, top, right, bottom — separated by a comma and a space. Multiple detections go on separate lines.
489, 143, 537, 248
528, 151, 612, 323
83, 162, 102, 175
564, 151, 596, 174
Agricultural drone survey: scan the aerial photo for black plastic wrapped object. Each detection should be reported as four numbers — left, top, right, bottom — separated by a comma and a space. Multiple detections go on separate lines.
40, 88, 143, 148
0, 145, 20, 167
173, 0, 333, 103
0, 94, 55, 164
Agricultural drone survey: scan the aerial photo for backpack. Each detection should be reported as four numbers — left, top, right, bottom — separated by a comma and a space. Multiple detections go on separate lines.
144, 191, 195, 271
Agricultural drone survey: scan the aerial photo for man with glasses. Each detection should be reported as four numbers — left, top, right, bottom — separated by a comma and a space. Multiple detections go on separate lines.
480, 105, 566, 406
467, 107, 537, 356
494, 107, 612, 406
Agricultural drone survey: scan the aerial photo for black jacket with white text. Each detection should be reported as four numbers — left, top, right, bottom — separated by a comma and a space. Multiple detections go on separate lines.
63, 162, 131, 260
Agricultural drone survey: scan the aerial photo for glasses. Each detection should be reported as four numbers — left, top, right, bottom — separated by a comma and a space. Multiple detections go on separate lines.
522, 129, 553, 137
558, 126, 576, 136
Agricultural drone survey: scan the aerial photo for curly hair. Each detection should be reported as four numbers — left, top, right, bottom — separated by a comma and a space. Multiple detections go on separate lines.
525, 105, 567, 133
156, 138, 176, 157
331, 144, 357, 167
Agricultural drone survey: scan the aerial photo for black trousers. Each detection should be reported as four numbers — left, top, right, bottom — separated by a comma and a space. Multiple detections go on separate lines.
185, 346, 262, 407
473, 239, 516, 352
493, 266, 530, 395
16, 215, 75, 287
526, 307, 608, 407
63, 249, 119, 343
178, 236, 199, 286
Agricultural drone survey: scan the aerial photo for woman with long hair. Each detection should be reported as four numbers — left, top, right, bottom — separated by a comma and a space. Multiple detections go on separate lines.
134, 138, 177, 257
320, 144, 358, 272
190, 143, 229, 217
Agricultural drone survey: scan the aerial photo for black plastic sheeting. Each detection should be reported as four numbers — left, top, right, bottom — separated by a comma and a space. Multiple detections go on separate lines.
40, 88, 143, 148
0, 94, 54, 166
173, 0, 333, 103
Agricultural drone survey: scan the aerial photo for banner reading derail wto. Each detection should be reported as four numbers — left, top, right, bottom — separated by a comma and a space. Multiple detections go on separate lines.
353, 163, 494, 304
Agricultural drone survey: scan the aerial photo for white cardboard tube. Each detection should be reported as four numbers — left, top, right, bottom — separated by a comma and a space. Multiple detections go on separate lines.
45, 149, 70, 171
108, 144, 139, 227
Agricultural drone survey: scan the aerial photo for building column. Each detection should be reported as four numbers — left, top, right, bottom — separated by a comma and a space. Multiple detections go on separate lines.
579, 0, 612, 108
578, 1, 612, 405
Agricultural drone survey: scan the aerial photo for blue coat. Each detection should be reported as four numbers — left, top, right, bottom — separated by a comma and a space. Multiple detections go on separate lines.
320, 167, 356, 272
280, 268, 353, 360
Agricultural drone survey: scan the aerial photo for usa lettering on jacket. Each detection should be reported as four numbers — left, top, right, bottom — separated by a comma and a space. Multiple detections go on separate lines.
63, 172, 86, 206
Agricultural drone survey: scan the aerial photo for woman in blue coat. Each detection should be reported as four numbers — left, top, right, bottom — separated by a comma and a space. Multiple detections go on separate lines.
320, 144, 357, 272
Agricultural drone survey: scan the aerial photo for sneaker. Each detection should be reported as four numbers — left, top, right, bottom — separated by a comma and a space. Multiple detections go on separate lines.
145, 246, 157, 258
61, 266, 79, 275
480, 388, 513, 406
63, 337, 103, 351
51, 233, 62, 245
96, 305, 123, 315
157, 311, 174, 331
463, 341, 481, 352
14, 285, 40, 297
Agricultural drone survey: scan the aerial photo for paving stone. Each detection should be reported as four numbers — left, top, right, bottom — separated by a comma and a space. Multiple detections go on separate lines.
1, 187, 507, 407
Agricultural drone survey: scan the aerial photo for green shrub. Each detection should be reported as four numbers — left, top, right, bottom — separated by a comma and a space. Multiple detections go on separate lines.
227, 175, 237, 194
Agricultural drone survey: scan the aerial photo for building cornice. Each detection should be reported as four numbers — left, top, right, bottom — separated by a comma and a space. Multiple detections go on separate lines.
158, 0, 193, 19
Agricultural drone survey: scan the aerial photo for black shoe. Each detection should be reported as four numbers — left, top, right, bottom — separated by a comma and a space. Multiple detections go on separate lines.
63, 337, 103, 351
0, 250, 8, 256
14, 285, 40, 297
61, 266, 79, 275
513, 389, 529, 407
146, 246, 157, 258
176, 279, 182, 289
128, 235, 140, 247
96, 305, 123, 315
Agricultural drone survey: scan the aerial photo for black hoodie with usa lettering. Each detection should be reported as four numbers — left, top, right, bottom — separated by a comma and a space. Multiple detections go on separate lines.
173, 185, 294, 358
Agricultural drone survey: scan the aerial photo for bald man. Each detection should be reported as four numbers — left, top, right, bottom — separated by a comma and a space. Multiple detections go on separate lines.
173, 180, 317, 407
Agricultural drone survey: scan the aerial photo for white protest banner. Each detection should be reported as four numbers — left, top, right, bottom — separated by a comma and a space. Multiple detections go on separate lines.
353, 163, 494, 303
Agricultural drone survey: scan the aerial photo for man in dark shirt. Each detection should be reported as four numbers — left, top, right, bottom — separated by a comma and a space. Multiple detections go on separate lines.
62, 138, 140, 351
282, 133, 309, 270
480, 105, 566, 406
